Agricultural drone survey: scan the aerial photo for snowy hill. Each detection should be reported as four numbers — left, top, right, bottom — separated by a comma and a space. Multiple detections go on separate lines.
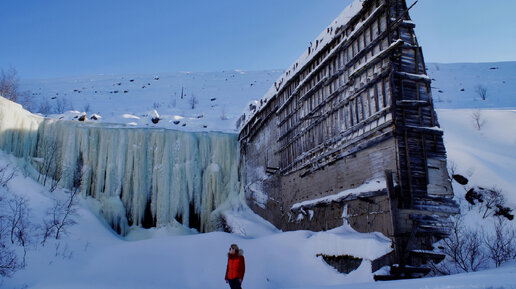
19, 70, 283, 133
17, 61, 516, 133
428, 62, 516, 109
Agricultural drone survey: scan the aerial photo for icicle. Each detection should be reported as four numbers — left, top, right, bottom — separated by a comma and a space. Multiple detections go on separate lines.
0, 97, 240, 235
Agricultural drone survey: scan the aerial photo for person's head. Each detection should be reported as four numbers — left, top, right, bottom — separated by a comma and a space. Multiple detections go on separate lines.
229, 244, 240, 255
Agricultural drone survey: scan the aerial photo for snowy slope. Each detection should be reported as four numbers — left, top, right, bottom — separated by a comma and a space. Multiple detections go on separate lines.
18, 62, 516, 133
429, 62, 516, 109
19, 70, 282, 133
437, 109, 516, 206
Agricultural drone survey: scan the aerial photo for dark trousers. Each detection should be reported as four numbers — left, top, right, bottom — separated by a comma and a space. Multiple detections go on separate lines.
228, 278, 242, 289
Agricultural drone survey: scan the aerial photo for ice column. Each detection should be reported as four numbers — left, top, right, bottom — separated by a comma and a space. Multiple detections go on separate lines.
0, 97, 239, 234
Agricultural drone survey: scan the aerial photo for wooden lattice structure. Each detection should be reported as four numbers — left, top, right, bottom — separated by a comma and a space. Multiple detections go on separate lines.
238, 0, 458, 278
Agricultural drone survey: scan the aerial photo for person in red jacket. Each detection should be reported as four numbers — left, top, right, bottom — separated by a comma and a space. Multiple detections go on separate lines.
225, 244, 245, 289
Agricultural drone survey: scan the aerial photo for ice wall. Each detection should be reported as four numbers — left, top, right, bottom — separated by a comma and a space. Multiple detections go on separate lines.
0, 97, 239, 234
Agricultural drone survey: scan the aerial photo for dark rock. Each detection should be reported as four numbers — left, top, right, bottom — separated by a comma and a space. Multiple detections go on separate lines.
494, 205, 514, 220
465, 188, 483, 205
173, 120, 180, 125
78, 115, 86, 121
452, 174, 469, 185
151, 117, 160, 124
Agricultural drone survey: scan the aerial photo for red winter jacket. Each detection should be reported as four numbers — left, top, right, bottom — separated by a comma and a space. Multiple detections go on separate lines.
225, 253, 245, 280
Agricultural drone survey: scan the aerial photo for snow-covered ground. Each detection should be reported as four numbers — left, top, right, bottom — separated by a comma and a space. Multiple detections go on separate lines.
428, 62, 516, 109
19, 70, 283, 133
1, 61, 515, 288
18, 62, 516, 133
1, 108, 515, 289
0, 150, 392, 289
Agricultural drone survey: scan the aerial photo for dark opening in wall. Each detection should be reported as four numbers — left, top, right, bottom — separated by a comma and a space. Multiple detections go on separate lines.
189, 202, 202, 232
142, 200, 156, 228
317, 254, 363, 274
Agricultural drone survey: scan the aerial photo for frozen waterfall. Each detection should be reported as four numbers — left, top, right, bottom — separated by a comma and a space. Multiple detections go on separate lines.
0, 97, 240, 234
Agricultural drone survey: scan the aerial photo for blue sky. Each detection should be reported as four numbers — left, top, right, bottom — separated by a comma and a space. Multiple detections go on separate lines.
1, 0, 515, 79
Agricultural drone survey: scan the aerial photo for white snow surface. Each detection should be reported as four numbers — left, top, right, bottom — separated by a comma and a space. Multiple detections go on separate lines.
291, 179, 386, 210
2, 106, 516, 288
19, 70, 283, 133
1, 60, 516, 288
17, 62, 516, 133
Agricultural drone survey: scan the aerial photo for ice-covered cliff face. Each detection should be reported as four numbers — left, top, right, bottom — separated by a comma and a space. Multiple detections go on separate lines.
0, 97, 239, 234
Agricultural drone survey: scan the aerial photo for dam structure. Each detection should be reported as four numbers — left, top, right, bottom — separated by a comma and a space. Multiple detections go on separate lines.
238, 0, 459, 277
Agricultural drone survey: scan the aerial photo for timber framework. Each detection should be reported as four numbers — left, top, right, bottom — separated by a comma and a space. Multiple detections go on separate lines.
238, 0, 459, 279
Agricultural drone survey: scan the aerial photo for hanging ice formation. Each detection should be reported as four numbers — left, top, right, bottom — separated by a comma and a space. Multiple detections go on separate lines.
0, 97, 239, 235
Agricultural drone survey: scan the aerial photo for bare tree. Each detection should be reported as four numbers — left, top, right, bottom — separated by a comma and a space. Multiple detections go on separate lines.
0, 67, 19, 102
475, 85, 487, 101
42, 155, 82, 244
471, 110, 485, 131
38, 99, 53, 115
0, 197, 20, 277
35, 138, 60, 187
83, 103, 91, 113
484, 218, 516, 267
0, 241, 18, 277
476, 187, 505, 219
42, 189, 79, 244
54, 97, 70, 114
0, 164, 16, 187
0, 174, 34, 276
6, 195, 33, 266
189, 94, 198, 110
220, 107, 228, 120
430, 215, 488, 275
